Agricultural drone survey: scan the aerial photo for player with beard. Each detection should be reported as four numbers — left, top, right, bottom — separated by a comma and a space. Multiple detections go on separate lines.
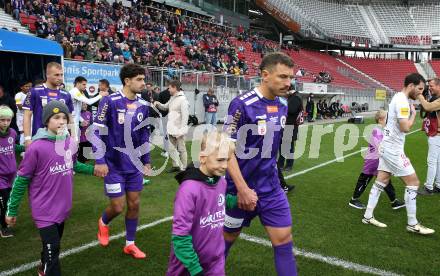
362, 73, 435, 235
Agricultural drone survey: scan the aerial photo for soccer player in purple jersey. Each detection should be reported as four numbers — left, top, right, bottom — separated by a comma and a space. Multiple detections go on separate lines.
94, 64, 151, 259
23, 62, 75, 148
223, 52, 297, 276
349, 110, 405, 210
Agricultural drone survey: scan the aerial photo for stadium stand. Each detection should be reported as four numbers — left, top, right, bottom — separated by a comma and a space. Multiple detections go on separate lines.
429, 60, 440, 78
258, 0, 440, 46
341, 57, 417, 91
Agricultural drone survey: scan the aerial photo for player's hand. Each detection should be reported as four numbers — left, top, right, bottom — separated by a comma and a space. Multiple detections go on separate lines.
5, 216, 16, 227
237, 187, 258, 211
94, 164, 109, 177
143, 164, 152, 177
25, 140, 32, 149
410, 104, 416, 116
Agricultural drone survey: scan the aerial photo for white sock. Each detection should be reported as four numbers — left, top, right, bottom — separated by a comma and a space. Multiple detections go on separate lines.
126, 240, 135, 246
364, 181, 386, 219
405, 186, 418, 226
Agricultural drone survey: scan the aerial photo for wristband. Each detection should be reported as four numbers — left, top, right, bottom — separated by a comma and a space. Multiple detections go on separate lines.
24, 136, 32, 141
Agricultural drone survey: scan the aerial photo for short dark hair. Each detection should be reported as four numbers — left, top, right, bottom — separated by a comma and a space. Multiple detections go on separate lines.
259, 52, 294, 72
99, 79, 110, 87
120, 64, 145, 85
34, 79, 45, 86
429, 78, 440, 86
168, 80, 181, 90
74, 76, 87, 85
404, 73, 425, 87
19, 80, 32, 87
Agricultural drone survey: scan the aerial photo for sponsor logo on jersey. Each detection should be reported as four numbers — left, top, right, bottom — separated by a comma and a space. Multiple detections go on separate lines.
218, 194, 225, 207
199, 209, 225, 229
48, 92, 58, 97
49, 161, 73, 176
0, 145, 13, 154
267, 105, 278, 113
257, 120, 267, 135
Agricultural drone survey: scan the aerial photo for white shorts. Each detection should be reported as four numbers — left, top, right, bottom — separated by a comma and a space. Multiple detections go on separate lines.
378, 146, 415, 177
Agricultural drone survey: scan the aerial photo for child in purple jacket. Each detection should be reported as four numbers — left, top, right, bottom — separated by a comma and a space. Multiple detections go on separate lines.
0, 105, 24, 238
349, 110, 405, 210
6, 101, 97, 276
167, 131, 236, 276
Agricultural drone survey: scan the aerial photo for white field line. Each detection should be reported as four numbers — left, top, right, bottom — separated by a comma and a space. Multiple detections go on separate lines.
1, 130, 421, 276
240, 233, 403, 276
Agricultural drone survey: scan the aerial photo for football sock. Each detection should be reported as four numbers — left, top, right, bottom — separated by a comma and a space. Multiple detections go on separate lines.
405, 186, 418, 226
224, 240, 234, 259
352, 173, 371, 199
364, 181, 386, 219
273, 241, 297, 276
384, 179, 397, 202
125, 217, 138, 243
101, 211, 112, 225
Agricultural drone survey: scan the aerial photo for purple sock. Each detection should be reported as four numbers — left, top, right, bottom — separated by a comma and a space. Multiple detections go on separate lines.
273, 241, 297, 276
224, 240, 234, 259
101, 211, 112, 225
125, 217, 138, 242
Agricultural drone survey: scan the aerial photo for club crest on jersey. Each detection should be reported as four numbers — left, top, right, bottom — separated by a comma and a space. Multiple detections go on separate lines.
118, 112, 125, 124
280, 116, 286, 128
218, 194, 225, 207
267, 105, 278, 113
258, 120, 267, 135
8, 137, 13, 144
137, 113, 143, 122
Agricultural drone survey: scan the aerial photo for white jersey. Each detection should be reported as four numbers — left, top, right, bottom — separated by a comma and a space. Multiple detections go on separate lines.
382, 92, 410, 150
69, 87, 102, 127
15, 91, 27, 131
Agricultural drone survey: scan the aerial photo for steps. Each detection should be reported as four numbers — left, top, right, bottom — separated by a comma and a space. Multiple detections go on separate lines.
0, 9, 31, 35
336, 58, 392, 91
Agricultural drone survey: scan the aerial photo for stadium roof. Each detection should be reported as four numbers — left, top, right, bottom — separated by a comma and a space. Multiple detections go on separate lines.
0, 29, 63, 56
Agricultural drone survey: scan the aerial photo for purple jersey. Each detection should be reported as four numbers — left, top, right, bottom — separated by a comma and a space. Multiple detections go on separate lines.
94, 92, 150, 173
167, 177, 226, 276
17, 135, 77, 228
0, 129, 17, 189
80, 110, 92, 143
224, 88, 288, 195
362, 127, 383, 176
23, 85, 74, 136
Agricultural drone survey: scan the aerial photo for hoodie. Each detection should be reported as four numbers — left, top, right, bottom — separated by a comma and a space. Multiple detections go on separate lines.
167, 165, 235, 276
6, 128, 94, 228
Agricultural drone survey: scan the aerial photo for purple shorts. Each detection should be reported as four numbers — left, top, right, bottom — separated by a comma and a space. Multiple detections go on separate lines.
0, 173, 15, 189
224, 187, 292, 232
362, 158, 379, 176
104, 171, 143, 198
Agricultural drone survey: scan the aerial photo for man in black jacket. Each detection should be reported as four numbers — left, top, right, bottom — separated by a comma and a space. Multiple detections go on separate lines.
278, 90, 303, 193
155, 87, 171, 157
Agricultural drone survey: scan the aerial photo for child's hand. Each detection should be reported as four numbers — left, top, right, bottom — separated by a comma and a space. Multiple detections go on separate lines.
94, 164, 109, 177
5, 216, 16, 227
80, 120, 89, 127
143, 164, 152, 177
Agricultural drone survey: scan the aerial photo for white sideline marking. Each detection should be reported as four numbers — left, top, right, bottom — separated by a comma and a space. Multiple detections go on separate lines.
240, 234, 402, 276
1, 130, 421, 275
0, 217, 173, 276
